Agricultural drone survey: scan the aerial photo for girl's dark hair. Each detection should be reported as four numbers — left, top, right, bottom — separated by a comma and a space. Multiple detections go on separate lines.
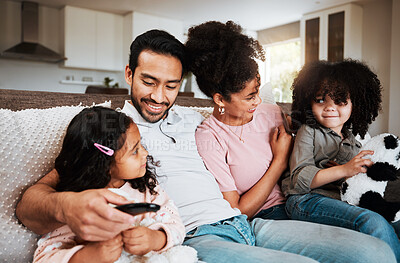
55, 106, 158, 195
185, 21, 265, 101
291, 59, 382, 138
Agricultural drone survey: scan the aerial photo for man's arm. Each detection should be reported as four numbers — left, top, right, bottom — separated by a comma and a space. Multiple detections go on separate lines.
16, 169, 137, 241
16, 169, 65, 234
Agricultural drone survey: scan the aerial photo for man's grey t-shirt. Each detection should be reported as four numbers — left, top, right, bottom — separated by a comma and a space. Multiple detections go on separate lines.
121, 101, 239, 232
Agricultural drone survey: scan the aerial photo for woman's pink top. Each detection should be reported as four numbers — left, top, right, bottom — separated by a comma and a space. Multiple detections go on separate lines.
195, 103, 286, 214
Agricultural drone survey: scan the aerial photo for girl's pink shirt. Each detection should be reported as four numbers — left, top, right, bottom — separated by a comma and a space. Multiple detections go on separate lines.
33, 183, 185, 263
195, 103, 286, 214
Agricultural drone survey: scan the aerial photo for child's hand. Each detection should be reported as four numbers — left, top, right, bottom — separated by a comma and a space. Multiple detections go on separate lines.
70, 234, 123, 263
122, 226, 167, 255
311, 150, 374, 189
342, 150, 374, 178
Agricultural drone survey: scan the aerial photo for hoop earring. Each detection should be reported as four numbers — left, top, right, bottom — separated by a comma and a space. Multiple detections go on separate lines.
218, 107, 225, 115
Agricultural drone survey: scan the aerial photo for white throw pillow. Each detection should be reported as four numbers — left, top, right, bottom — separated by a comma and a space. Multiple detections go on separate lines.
259, 82, 276, 105
0, 102, 110, 262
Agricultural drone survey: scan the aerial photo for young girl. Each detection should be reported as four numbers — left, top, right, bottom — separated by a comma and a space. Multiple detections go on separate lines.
282, 59, 400, 261
33, 106, 185, 263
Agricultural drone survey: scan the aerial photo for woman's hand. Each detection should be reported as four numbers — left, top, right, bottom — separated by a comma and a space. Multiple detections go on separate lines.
122, 226, 167, 255
70, 234, 123, 263
270, 124, 293, 165
224, 124, 293, 218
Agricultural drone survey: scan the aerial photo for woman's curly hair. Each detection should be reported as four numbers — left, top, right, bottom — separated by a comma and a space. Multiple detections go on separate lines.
185, 21, 265, 100
55, 106, 159, 195
291, 59, 382, 139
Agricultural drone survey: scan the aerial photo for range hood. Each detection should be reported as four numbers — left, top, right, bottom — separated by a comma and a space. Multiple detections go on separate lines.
0, 1, 66, 63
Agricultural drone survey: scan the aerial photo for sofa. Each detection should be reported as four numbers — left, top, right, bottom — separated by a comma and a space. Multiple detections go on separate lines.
0, 88, 215, 261
0, 88, 293, 262
3, 88, 400, 262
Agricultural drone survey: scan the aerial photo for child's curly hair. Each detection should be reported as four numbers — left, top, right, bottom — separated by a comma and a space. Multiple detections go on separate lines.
55, 106, 158, 195
185, 20, 265, 100
291, 59, 382, 139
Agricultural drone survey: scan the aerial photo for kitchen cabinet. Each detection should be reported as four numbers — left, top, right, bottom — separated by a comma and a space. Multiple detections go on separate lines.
61, 6, 123, 71
300, 3, 363, 65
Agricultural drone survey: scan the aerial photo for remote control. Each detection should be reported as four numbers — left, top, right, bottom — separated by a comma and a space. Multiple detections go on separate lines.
115, 203, 160, 216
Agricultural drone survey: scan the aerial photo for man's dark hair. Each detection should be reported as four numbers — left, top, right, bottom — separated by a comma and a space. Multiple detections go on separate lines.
129, 29, 187, 78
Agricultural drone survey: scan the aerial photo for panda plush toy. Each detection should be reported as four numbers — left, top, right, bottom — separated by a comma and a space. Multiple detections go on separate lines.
341, 133, 400, 222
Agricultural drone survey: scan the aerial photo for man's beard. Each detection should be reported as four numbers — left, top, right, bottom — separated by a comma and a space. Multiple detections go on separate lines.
130, 94, 175, 123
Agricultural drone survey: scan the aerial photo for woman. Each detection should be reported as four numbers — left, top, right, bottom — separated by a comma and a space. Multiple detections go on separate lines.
186, 21, 293, 220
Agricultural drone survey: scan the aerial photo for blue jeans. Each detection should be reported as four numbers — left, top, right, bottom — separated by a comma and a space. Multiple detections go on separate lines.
183, 214, 395, 263
253, 203, 289, 220
286, 193, 400, 262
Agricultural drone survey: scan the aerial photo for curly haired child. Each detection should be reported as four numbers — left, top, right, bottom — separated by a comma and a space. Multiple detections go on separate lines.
282, 59, 400, 261
33, 107, 186, 263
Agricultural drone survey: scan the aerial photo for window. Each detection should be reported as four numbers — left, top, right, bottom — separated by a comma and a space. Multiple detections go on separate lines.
259, 40, 301, 103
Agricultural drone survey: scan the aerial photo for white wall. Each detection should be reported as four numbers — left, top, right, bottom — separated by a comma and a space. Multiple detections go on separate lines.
0, 1, 125, 93
0, 59, 124, 93
389, 0, 400, 135
361, 0, 393, 136
122, 11, 184, 77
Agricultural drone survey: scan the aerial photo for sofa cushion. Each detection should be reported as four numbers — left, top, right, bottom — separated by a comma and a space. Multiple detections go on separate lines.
184, 106, 213, 119
0, 102, 110, 262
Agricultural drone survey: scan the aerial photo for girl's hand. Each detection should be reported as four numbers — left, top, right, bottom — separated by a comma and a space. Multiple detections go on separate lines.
342, 150, 374, 178
70, 234, 123, 263
122, 226, 167, 255
270, 124, 293, 165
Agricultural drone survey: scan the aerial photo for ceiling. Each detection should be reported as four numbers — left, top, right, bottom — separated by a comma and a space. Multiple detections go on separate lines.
9, 0, 370, 31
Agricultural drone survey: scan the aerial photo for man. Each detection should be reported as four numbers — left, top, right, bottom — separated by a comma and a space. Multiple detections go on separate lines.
16, 29, 395, 262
